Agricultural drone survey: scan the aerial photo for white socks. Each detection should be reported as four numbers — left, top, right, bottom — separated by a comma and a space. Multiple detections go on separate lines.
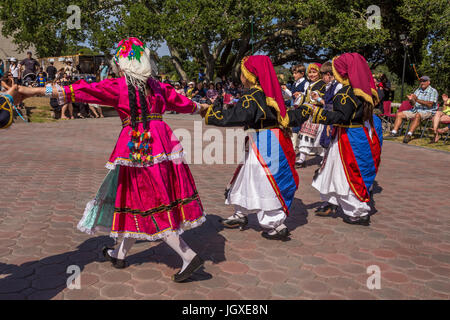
391, 130, 397, 134
407, 132, 412, 136
108, 234, 196, 273
109, 237, 136, 260
296, 153, 306, 163
163, 233, 196, 273
267, 223, 287, 235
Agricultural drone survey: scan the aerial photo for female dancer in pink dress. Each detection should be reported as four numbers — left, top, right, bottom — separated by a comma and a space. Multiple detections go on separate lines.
19, 38, 207, 282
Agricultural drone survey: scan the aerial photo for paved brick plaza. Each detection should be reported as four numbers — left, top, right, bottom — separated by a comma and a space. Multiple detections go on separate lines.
0, 114, 449, 300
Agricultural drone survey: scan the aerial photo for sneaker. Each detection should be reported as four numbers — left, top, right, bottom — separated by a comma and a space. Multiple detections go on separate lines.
403, 134, 412, 144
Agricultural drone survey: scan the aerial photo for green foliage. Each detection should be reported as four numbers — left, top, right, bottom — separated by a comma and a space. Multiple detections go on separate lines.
0, 0, 447, 93
0, 0, 99, 57
397, 0, 450, 98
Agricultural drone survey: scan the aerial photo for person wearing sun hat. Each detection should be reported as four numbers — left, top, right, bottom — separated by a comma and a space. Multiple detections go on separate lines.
17, 37, 210, 282
288, 53, 383, 226
200, 55, 299, 241
295, 62, 327, 168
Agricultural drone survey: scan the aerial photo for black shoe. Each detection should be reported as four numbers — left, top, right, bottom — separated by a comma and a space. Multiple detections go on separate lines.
261, 227, 291, 241
384, 132, 399, 140
219, 215, 248, 231
315, 204, 338, 217
102, 246, 128, 269
172, 255, 204, 283
403, 134, 412, 144
102, 246, 115, 262
295, 162, 305, 168
342, 215, 370, 226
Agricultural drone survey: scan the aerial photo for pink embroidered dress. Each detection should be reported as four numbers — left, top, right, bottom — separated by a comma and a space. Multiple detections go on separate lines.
69, 77, 206, 240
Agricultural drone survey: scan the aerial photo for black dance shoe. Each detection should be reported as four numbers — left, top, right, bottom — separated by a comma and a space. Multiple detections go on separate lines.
315, 204, 338, 217
219, 215, 248, 231
261, 227, 291, 241
102, 246, 115, 262
172, 255, 204, 283
102, 246, 128, 269
295, 162, 306, 168
342, 215, 370, 226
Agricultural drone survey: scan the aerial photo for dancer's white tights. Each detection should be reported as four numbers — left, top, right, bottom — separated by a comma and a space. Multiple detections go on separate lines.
163, 233, 196, 272
109, 233, 196, 272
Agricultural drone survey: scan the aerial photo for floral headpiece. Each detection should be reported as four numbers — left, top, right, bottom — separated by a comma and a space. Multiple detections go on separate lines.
113, 37, 157, 88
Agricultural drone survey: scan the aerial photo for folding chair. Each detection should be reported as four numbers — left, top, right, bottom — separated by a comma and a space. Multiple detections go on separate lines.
379, 101, 394, 133
397, 100, 413, 135
440, 121, 450, 143
419, 103, 440, 140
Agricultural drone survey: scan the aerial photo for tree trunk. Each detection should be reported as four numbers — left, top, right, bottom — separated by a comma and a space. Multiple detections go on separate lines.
230, 33, 251, 80
168, 44, 188, 81
201, 42, 215, 82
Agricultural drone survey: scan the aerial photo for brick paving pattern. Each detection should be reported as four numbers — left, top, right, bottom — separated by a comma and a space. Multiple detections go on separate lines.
0, 114, 449, 300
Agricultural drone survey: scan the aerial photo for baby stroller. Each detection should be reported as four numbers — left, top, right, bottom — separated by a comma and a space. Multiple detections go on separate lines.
22, 73, 38, 87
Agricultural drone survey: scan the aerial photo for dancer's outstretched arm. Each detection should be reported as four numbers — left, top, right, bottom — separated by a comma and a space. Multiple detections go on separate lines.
161, 82, 208, 114
288, 88, 358, 127
18, 78, 120, 107
1, 84, 24, 105
201, 90, 264, 127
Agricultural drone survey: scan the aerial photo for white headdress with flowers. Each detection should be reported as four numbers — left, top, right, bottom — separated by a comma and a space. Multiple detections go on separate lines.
113, 37, 158, 89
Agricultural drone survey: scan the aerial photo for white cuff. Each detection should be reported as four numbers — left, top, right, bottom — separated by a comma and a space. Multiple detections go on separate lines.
192, 101, 201, 114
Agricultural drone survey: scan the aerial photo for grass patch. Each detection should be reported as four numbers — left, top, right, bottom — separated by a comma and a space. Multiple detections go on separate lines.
383, 134, 450, 152
25, 105, 57, 123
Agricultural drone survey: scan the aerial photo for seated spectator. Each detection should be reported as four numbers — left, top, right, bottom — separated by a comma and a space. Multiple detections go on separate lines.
186, 81, 195, 98
192, 82, 206, 102
1, 72, 14, 91
215, 82, 224, 97
206, 83, 218, 101
181, 80, 188, 94
89, 104, 104, 118
226, 81, 238, 97
233, 92, 241, 105
386, 76, 438, 144
431, 93, 450, 143
174, 82, 185, 96
73, 102, 89, 118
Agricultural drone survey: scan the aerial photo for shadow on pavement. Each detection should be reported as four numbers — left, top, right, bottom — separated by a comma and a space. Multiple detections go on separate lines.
0, 236, 112, 300
0, 216, 227, 299
127, 214, 226, 281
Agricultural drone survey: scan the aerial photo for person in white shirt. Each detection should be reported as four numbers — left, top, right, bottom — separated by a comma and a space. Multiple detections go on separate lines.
9, 58, 20, 84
